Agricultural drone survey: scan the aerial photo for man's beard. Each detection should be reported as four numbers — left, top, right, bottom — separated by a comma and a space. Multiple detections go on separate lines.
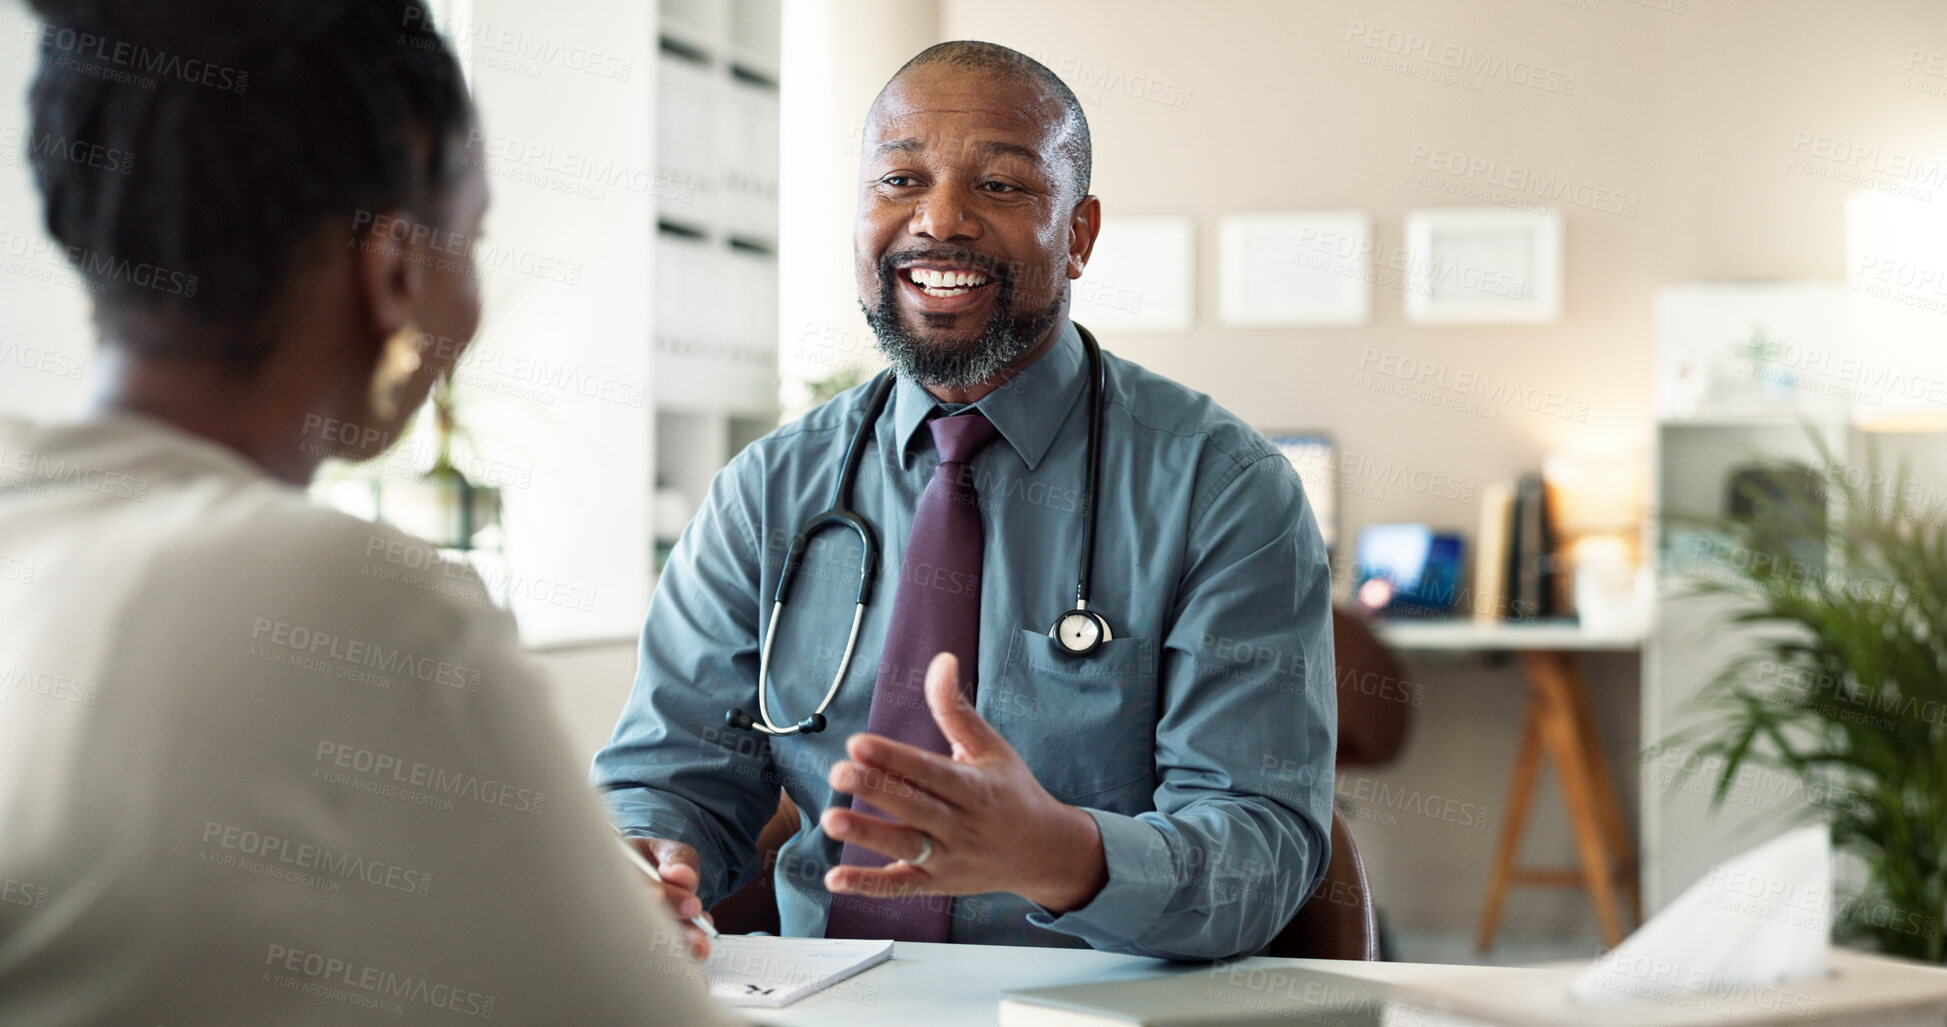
862, 249, 1063, 392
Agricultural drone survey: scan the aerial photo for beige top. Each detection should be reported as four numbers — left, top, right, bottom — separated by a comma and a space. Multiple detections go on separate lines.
0, 415, 742, 1025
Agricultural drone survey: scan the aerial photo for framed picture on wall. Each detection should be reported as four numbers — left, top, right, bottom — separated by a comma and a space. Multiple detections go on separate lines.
1218, 211, 1373, 326
1071, 215, 1195, 331
1403, 208, 1563, 324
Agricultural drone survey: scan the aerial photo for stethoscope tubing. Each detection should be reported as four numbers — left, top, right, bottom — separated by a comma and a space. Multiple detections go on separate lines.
731, 327, 1108, 736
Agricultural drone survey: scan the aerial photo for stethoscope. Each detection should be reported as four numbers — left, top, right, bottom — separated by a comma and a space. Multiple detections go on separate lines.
724, 325, 1112, 737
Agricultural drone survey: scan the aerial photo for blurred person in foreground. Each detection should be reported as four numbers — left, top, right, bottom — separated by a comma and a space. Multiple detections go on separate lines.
0, 1, 739, 1022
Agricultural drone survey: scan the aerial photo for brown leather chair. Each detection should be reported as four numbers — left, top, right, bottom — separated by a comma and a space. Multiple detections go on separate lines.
1332, 607, 1414, 768
707, 790, 799, 936
1263, 807, 1378, 959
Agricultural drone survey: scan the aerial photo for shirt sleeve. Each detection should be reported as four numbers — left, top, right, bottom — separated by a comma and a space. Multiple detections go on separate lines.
591, 459, 781, 907
1028, 451, 1338, 960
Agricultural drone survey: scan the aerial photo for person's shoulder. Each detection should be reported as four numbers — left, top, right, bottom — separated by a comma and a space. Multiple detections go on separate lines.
1101, 349, 1282, 478
148, 474, 505, 645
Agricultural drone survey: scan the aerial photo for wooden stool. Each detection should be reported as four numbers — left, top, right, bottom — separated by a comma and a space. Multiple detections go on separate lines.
1476, 650, 1641, 950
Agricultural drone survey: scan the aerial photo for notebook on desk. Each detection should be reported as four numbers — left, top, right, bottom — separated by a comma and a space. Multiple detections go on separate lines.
701, 935, 893, 1008
998, 966, 1389, 1026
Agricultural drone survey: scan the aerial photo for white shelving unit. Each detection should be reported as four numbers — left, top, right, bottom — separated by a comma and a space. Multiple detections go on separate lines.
1641, 282, 1850, 909
651, 0, 782, 568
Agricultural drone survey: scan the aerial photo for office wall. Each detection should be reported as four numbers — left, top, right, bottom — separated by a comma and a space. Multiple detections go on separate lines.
779, 0, 1947, 940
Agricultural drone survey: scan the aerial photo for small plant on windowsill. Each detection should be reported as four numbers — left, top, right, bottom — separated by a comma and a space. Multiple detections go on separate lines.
386, 367, 501, 551
1662, 434, 1947, 963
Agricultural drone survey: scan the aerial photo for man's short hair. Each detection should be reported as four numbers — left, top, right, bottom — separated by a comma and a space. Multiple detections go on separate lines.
888, 40, 1092, 203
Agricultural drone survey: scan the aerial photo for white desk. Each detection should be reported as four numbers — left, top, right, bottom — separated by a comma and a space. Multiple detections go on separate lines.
1371, 618, 1645, 952
1373, 619, 1643, 652
744, 942, 1538, 1026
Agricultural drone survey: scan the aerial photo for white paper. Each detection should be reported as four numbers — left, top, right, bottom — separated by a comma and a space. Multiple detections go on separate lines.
1572, 825, 1831, 1006
702, 935, 893, 1008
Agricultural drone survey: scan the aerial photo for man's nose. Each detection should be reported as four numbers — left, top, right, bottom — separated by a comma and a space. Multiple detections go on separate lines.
908, 187, 981, 241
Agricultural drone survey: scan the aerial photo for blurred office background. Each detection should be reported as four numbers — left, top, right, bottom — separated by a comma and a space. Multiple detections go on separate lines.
4, 0, 1946, 964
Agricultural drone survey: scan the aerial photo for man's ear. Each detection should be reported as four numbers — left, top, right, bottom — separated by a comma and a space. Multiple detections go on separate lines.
350, 208, 429, 346
1066, 194, 1102, 280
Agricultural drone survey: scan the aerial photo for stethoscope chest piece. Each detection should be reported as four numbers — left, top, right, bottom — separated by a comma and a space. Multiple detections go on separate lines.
1049, 607, 1112, 657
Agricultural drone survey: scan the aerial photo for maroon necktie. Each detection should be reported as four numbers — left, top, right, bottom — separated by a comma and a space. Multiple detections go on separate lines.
825, 411, 999, 942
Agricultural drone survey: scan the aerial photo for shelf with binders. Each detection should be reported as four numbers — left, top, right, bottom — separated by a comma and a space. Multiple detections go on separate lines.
648, 0, 782, 573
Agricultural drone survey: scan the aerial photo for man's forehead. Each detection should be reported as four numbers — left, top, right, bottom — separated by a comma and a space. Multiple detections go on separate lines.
866, 68, 1067, 149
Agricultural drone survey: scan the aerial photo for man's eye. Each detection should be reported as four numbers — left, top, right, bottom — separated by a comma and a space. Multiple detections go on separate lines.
881, 175, 916, 187
981, 181, 1019, 193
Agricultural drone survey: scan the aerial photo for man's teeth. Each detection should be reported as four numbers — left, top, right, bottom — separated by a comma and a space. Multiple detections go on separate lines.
908, 268, 991, 295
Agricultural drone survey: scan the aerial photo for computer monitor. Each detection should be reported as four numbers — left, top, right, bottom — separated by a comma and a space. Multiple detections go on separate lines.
1353, 523, 1466, 618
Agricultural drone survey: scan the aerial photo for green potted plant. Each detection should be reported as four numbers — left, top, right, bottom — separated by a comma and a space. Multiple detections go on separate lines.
381, 368, 501, 551
1664, 435, 1947, 962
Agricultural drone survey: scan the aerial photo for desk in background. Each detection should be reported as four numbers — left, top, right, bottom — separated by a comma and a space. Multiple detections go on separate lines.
1373, 619, 1644, 951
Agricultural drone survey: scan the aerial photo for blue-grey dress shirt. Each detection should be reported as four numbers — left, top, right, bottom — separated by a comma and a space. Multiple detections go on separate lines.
593, 321, 1337, 960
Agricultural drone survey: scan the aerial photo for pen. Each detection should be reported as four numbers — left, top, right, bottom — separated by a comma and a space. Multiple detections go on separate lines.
614, 826, 721, 939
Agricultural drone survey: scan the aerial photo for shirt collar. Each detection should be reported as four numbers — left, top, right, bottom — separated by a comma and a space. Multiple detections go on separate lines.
891, 320, 1087, 472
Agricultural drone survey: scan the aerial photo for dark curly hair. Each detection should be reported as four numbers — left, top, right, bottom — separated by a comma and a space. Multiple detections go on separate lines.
23, 0, 472, 373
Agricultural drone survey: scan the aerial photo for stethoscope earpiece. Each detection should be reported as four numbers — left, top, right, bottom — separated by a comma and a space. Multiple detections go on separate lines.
725, 708, 756, 731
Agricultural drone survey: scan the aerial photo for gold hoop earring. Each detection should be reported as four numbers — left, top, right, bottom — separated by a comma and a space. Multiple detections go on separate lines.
368, 326, 424, 422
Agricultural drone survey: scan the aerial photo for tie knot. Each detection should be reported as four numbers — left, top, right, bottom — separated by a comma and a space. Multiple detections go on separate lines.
928, 411, 1000, 465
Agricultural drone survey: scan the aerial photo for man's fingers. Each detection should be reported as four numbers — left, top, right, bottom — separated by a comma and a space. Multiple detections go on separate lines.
842, 732, 957, 800
824, 860, 931, 898
820, 807, 937, 867
923, 652, 1006, 760
827, 756, 951, 828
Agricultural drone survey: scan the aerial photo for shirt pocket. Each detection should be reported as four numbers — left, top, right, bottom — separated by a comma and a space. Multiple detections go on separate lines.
986, 628, 1158, 805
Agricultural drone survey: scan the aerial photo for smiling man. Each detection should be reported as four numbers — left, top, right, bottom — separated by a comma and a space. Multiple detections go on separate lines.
594, 41, 1337, 961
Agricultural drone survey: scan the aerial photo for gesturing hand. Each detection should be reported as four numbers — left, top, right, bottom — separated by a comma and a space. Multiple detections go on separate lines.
821, 652, 1109, 914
